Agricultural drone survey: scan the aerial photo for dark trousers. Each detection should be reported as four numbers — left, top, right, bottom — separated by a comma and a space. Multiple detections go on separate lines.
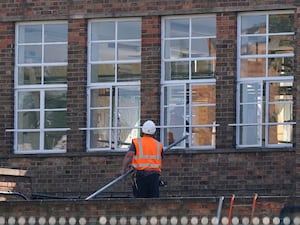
134, 171, 160, 198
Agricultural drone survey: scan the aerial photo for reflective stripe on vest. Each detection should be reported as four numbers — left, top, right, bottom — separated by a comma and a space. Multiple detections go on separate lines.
132, 137, 162, 172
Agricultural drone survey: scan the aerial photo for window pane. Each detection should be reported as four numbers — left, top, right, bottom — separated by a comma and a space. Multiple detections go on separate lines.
164, 86, 185, 105
269, 14, 294, 33
268, 103, 293, 123
165, 18, 189, 38
91, 64, 114, 82
18, 91, 40, 109
191, 59, 215, 79
115, 128, 138, 149
91, 21, 115, 40
240, 83, 261, 103
268, 125, 292, 144
241, 15, 266, 34
117, 41, 141, 60
192, 106, 215, 124
192, 84, 216, 104
118, 21, 141, 39
18, 24, 42, 43
18, 66, 41, 85
45, 132, 66, 150
118, 86, 140, 107
45, 111, 67, 128
44, 66, 67, 84
45, 24, 68, 42
192, 17, 216, 37
239, 125, 260, 145
269, 82, 293, 102
268, 57, 293, 77
240, 104, 261, 123
165, 61, 189, 80
18, 112, 40, 129
44, 44, 67, 63
90, 109, 110, 127
117, 63, 141, 81
268, 35, 294, 54
240, 58, 266, 77
191, 38, 216, 57
91, 42, 115, 61
241, 36, 266, 55
191, 127, 215, 146
165, 39, 189, 59
45, 90, 67, 108
18, 45, 42, 63
91, 88, 110, 107
17, 132, 39, 150
90, 130, 110, 148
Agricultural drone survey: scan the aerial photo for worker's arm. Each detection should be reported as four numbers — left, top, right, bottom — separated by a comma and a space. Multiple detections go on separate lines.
120, 150, 134, 174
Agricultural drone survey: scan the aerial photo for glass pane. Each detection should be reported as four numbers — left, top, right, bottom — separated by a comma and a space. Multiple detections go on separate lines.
18, 45, 42, 63
115, 128, 138, 148
164, 128, 185, 146
192, 106, 215, 124
45, 24, 68, 42
45, 132, 66, 150
191, 59, 215, 79
90, 129, 110, 148
165, 61, 189, 80
118, 20, 141, 39
90, 109, 110, 127
118, 86, 140, 107
191, 38, 216, 57
91, 88, 110, 107
45, 111, 67, 128
240, 58, 266, 78
17, 132, 39, 150
164, 85, 185, 105
18, 112, 40, 129
268, 125, 292, 144
117, 41, 141, 60
91, 64, 114, 82
269, 14, 294, 33
91, 42, 115, 61
18, 66, 41, 85
165, 18, 189, 38
240, 83, 261, 103
117, 63, 141, 81
241, 36, 266, 55
268, 103, 293, 123
44, 66, 67, 84
91, 21, 115, 40
240, 104, 260, 123
164, 39, 189, 59
192, 85, 216, 104
18, 91, 40, 109
44, 44, 67, 63
241, 15, 266, 34
45, 90, 67, 108
268, 57, 293, 77
192, 17, 216, 37
239, 125, 260, 145
191, 127, 214, 146
269, 82, 293, 102
18, 24, 42, 43
268, 35, 294, 54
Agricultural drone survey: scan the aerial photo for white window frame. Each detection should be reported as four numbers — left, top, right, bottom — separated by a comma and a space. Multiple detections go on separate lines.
235, 11, 295, 148
161, 15, 218, 150
13, 21, 69, 154
86, 18, 141, 152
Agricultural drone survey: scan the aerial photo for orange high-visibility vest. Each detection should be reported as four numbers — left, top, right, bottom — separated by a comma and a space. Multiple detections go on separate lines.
131, 136, 163, 172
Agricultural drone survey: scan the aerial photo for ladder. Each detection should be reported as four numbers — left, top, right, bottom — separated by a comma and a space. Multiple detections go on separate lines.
228, 193, 258, 225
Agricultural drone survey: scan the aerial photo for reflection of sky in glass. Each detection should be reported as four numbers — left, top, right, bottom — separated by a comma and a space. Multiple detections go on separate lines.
241, 15, 266, 34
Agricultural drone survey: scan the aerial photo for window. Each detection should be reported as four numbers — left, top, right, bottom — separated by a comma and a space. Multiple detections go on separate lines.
161, 15, 217, 149
236, 11, 295, 148
87, 19, 141, 151
15, 22, 68, 153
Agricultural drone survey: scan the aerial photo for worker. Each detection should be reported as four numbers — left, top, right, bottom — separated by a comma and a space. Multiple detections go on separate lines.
121, 120, 163, 198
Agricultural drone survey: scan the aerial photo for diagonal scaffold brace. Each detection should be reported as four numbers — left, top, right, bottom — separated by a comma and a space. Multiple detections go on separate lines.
85, 135, 188, 200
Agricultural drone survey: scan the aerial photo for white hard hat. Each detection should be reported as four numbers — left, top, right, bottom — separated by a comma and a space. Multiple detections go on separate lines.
142, 120, 156, 135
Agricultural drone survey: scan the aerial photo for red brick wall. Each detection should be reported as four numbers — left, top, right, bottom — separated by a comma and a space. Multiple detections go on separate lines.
0, 0, 298, 199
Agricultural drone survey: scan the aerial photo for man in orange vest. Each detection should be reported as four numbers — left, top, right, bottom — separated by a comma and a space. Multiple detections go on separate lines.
121, 120, 163, 198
